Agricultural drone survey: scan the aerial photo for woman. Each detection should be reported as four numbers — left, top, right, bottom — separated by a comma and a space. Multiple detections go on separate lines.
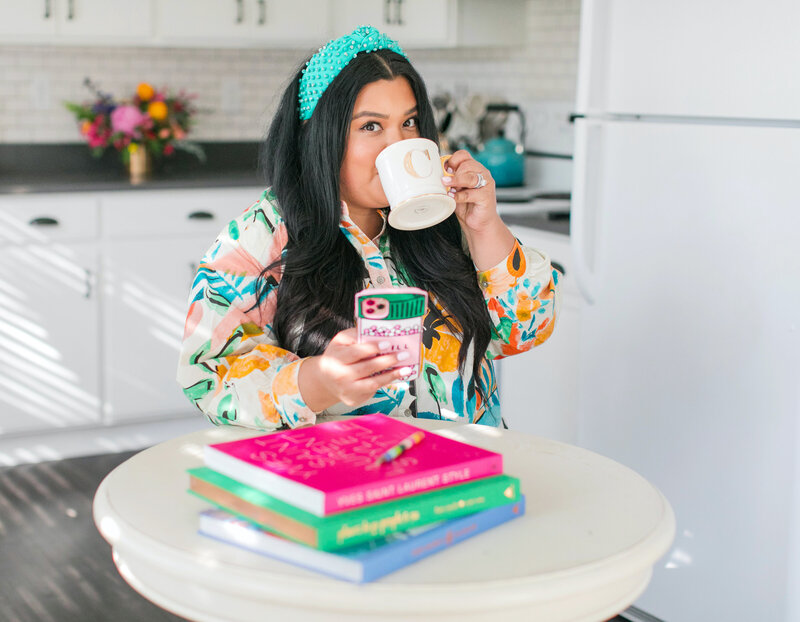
178, 26, 559, 431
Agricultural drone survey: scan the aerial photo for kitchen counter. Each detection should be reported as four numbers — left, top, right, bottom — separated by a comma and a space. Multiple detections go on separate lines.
500, 212, 569, 236
1, 142, 569, 236
0, 169, 263, 194
0, 141, 263, 195
497, 191, 571, 236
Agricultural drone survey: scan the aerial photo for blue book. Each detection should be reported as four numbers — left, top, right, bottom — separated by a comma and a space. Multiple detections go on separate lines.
199, 496, 525, 583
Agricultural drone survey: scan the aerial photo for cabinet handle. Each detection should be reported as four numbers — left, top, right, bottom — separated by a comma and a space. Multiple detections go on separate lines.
67, 0, 75, 20
258, 0, 266, 25
84, 268, 92, 299
551, 260, 566, 277
44, 0, 52, 19
235, 0, 244, 24
187, 210, 214, 220
384, 0, 393, 25
395, 0, 404, 26
29, 216, 59, 226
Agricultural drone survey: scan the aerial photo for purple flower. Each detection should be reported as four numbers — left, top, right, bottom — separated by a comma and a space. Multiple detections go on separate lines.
92, 98, 116, 116
110, 105, 146, 136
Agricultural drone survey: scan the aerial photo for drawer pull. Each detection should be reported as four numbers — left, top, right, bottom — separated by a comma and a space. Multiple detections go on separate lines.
29, 216, 59, 227
187, 211, 214, 220
551, 260, 566, 276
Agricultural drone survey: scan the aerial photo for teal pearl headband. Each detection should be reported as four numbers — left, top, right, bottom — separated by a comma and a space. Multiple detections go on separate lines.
298, 25, 406, 121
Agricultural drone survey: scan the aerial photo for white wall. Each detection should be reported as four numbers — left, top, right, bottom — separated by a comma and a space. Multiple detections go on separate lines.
0, 0, 580, 154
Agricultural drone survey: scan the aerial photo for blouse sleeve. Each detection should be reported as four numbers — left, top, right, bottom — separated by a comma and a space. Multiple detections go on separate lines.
477, 239, 561, 360
176, 192, 317, 431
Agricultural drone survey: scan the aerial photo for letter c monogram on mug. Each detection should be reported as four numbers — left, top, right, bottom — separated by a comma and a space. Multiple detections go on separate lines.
376, 138, 456, 231
403, 148, 434, 179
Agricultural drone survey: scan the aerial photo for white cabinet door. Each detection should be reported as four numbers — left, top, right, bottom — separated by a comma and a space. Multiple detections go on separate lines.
156, 0, 328, 48
332, 0, 524, 48
0, 0, 152, 43
0, 2, 57, 38
56, 0, 152, 41
250, 0, 329, 46
100, 186, 258, 423
497, 227, 580, 444
333, 0, 454, 48
0, 243, 101, 435
155, 0, 255, 41
102, 236, 213, 423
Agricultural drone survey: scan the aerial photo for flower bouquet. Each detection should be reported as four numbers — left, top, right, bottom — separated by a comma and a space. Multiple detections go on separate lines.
65, 78, 204, 181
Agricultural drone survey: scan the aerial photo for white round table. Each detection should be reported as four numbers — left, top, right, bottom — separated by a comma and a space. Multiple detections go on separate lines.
93, 419, 675, 622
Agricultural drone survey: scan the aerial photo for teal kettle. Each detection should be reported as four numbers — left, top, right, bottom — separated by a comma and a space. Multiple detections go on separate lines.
474, 104, 526, 187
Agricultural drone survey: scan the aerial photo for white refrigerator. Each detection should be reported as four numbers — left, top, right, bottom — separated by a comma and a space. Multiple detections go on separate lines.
571, 1, 800, 621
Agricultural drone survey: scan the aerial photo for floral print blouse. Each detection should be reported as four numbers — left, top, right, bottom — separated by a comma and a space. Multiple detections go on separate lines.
177, 188, 559, 431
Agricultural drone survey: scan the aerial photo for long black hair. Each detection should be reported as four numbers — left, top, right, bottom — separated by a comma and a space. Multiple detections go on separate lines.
258, 49, 492, 400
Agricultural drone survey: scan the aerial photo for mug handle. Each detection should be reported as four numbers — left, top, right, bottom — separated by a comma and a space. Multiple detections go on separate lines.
441, 154, 454, 177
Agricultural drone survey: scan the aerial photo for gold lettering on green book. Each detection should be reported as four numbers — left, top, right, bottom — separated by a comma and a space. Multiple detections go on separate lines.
335, 509, 421, 543
433, 495, 486, 515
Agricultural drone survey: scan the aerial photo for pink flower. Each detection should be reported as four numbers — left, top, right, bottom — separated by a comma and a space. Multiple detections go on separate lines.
163, 143, 175, 156
110, 105, 146, 136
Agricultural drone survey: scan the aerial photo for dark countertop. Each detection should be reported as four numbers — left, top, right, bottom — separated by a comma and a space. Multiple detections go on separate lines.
501, 212, 570, 236
0, 170, 264, 194
0, 142, 264, 194
1, 141, 569, 235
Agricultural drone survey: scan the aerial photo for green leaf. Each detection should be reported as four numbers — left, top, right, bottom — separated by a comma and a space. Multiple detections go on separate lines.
423, 364, 448, 405
495, 316, 514, 341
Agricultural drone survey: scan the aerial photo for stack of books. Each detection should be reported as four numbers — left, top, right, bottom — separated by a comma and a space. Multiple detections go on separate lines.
188, 413, 525, 583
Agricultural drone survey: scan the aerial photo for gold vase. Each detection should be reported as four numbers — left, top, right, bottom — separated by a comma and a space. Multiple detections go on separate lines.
127, 146, 152, 185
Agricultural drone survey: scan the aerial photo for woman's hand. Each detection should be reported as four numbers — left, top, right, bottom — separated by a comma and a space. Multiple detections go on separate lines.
442, 149, 499, 234
298, 328, 412, 412
442, 150, 516, 270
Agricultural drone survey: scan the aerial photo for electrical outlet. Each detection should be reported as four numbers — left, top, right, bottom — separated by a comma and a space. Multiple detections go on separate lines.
30, 74, 52, 111
220, 77, 241, 115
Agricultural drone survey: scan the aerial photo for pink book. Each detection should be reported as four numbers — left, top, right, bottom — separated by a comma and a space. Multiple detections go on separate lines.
203, 414, 503, 516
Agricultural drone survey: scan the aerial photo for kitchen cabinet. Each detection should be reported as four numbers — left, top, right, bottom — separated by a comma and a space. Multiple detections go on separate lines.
497, 225, 580, 444
0, 195, 102, 435
0, 186, 260, 440
102, 236, 215, 423
332, 0, 525, 48
1, 0, 523, 48
0, 0, 152, 44
154, 0, 330, 48
100, 187, 262, 423
0, 3, 56, 38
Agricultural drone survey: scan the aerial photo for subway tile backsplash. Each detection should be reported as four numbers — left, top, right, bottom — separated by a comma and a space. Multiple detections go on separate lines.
0, 0, 579, 155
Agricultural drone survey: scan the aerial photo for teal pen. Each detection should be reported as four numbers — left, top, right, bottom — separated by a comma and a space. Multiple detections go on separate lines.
375, 431, 426, 465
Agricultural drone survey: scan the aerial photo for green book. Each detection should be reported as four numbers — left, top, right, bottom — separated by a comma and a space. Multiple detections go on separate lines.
188, 467, 520, 551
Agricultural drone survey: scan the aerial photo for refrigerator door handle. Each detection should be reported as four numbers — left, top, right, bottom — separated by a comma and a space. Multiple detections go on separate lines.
570, 118, 600, 304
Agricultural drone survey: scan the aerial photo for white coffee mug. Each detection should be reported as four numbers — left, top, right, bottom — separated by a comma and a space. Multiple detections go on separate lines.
375, 138, 456, 231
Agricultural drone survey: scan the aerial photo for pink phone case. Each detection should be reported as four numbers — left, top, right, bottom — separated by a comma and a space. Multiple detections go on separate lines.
355, 287, 428, 381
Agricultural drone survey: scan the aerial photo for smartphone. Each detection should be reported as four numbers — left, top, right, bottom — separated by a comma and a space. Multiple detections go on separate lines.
355, 287, 428, 381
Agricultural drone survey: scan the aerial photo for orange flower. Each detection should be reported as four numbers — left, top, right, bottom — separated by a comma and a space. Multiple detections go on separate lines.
272, 363, 300, 396
533, 316, 555, 346
136, 82, 155, 101
147, 100, 168, 121
226, 356, 272, 380
424, 331, 461, 373
258, 391, 282, 424
515, 293, 540, 322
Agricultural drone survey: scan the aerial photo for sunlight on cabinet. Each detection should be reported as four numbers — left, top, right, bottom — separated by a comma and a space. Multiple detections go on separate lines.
0, 242, 101, 433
